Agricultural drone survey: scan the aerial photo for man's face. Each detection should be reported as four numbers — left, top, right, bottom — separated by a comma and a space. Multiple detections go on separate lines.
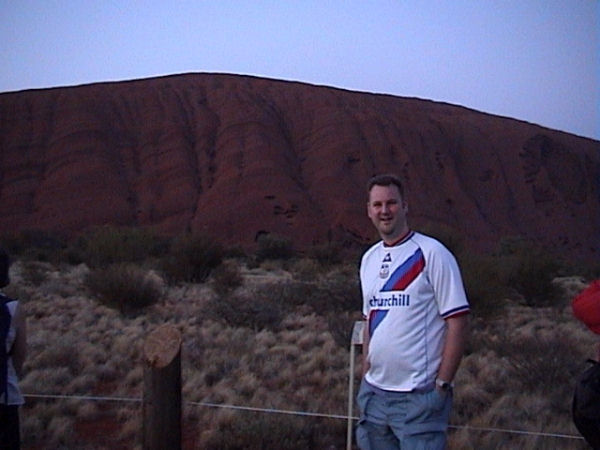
367, 184, 408, 244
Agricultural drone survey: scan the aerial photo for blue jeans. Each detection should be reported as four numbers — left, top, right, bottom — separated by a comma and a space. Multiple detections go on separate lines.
356, 379, 452, 450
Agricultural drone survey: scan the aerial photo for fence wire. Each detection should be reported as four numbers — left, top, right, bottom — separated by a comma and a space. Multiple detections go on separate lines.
24, 393, 584, 441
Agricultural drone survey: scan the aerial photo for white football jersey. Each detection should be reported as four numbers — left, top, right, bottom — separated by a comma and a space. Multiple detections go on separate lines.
360, 231, 469, 391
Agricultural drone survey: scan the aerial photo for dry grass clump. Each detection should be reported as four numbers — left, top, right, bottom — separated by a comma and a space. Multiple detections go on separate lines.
210, 259, 244, 295
85, 263, 164, 313
9, 245, 599, 448
450, 290, 594, 449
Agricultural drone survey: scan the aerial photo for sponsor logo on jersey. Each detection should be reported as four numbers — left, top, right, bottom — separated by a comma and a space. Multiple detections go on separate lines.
369, 293, 410, 308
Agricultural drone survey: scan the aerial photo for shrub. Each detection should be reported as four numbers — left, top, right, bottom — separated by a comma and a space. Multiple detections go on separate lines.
207, 272, 361, 337
85, 263, 163, 313
290, 258, 321, 281
307, 242, 343, 266
498, 237, 564, 307
416, 222, 465, 257
161, 233, 223, 283
459, 253, 511, 319
246, 272, 360, 316
490, 330, 585, 412
71, 226, 169, 268
460, 236, 566, 311
208, 287, 286, 332
203, 412, 314, 449
29, 332, 82, 375
255, 234, 294, 261
20, 260, 51, 286
0, 229, 68, 262
211, 260, 244, 295
327, 310, 363, 348
509, 252, 562, 307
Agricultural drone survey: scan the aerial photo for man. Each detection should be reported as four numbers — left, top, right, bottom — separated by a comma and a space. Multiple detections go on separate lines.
0, 248, 27, 450
356, 174, 469, 449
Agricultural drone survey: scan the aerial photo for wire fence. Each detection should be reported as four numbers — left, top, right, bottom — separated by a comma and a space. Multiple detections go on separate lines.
23, 392, 585, 442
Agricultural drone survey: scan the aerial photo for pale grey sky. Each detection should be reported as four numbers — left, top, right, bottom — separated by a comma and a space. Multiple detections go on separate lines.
2, 0, 598, 140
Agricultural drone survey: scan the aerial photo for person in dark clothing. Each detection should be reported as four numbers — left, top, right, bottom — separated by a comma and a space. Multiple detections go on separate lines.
572, 280, 600, 449
0, 248, 27, 450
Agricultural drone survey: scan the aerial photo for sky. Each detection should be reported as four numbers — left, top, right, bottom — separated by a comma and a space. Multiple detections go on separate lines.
2, 1, 599, 140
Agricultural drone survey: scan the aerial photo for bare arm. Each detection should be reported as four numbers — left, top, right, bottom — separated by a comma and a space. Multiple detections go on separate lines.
437, 313, 469, 384
361, 319, 370, 378
11, 303, 27, 378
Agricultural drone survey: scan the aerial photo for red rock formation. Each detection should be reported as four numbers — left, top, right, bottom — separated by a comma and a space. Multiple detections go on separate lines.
0, 73, 598, 260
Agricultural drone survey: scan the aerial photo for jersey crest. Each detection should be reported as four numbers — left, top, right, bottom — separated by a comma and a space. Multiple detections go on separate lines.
381, 248, 425, 291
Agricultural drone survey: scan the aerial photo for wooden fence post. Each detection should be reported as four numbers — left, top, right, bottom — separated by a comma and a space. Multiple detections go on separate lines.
347, 321, 365, 450
143, 323, 182, 450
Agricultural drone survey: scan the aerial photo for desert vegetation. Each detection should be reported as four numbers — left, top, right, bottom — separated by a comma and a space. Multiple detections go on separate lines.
1, 227, 599, 449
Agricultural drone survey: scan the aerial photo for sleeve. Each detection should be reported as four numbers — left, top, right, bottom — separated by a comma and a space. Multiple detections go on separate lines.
426, 243, 470, 318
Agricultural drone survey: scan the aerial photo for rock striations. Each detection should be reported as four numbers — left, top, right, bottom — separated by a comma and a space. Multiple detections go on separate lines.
0, 73, 598, 260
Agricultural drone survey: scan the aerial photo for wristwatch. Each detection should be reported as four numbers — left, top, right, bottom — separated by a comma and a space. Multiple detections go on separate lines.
435, 378, 453, 392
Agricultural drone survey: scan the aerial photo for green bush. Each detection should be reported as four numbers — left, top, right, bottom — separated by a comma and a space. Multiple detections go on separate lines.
459, 236, 567, 313
255, 234, 294, 262
161, 233, 223, 283
508, 252, 562, 307
85, 263, 163, 313
498, 237, 564, 307
459, 253, 511, 319
0, 229, 68, 262
71, 226, 169, 268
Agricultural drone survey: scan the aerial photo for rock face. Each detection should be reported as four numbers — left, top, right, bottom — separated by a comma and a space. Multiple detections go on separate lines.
0, 73, 598, 260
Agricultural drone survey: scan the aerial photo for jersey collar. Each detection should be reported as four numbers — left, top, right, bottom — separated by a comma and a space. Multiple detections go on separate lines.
383, 229, 414, 247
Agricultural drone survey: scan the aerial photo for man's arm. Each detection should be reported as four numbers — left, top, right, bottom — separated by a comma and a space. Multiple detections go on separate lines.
361, 318, 370, 378
436, 313, 469, 385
